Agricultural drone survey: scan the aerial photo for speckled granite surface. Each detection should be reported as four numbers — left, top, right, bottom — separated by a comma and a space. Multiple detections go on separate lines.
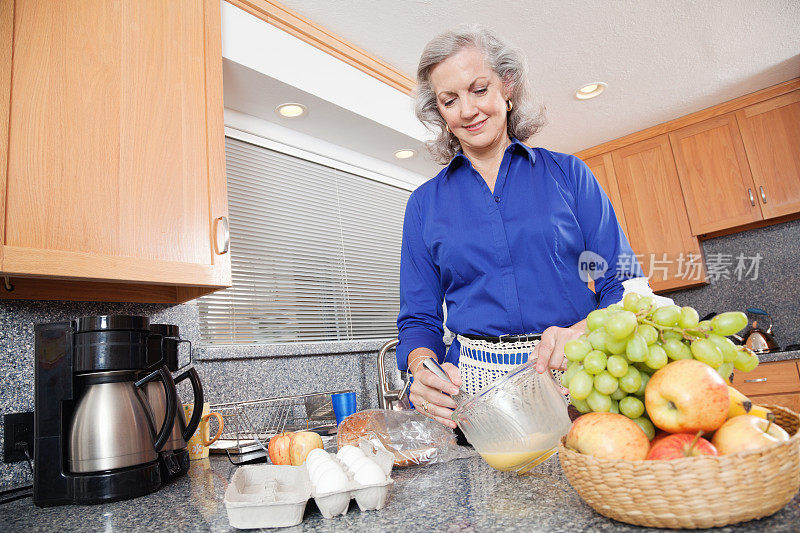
0, 300, 400, 489
2, 218, 799, 493
668, 218, 800, 349
757, 350, 800, 363
2, 453, 798, 532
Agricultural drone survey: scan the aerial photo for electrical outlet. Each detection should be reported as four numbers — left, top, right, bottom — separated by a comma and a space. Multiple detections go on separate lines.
3, 411, 34, 463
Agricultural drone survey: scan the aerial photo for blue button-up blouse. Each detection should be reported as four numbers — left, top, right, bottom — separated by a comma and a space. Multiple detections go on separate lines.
396, 139, 643, 371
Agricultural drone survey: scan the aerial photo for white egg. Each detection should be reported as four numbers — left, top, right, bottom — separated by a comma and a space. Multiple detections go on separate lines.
314, 465, 348, 494
305, 448, 329, 466
336, 445, 364, 465
348, 456, 374, 473
353, 461, 385, 485
307, 457, 335, 480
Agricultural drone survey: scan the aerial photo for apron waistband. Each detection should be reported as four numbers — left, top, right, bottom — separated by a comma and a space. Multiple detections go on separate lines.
460, 333, 542, 344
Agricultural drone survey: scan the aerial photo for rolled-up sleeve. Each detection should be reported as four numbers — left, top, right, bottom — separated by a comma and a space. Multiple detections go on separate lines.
570, 156, 645, 309
396, 193, 446, 371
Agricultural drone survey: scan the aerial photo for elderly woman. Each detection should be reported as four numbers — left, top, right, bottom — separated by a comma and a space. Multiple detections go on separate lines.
397, 26, 662, 428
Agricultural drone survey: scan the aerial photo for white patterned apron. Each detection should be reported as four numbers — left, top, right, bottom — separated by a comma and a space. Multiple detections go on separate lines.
457, 335, 565, 397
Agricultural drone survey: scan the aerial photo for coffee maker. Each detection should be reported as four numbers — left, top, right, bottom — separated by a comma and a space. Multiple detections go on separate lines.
144, 323, 203, 481
34, 315, 178, 506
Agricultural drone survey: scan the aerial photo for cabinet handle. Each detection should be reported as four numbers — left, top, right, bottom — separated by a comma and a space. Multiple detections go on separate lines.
215, 216, 230, 255
748, 188, 755, 206
760, 186, 767, 204
744, 377, 767, 383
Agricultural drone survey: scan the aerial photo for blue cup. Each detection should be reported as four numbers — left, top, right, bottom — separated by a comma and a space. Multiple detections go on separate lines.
331, 392, 357, 425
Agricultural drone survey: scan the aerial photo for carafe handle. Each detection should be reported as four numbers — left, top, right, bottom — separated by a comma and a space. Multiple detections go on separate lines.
136, 366, 177, 452
174, 367, 204, 442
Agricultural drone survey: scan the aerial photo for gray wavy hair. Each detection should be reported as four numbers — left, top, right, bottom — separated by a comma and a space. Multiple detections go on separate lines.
414, 25, 546, 164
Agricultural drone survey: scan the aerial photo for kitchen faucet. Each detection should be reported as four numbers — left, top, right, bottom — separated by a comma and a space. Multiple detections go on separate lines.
376, 339, 411, 410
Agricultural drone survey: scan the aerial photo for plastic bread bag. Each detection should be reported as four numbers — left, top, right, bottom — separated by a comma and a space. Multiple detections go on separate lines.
337, 409, 476, 466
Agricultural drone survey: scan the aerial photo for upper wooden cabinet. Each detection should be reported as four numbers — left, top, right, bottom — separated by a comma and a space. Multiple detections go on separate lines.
736, 90, 800, 220
584, 153, 629, 237
575, 79, 800, 294
669, 114, 762, 234
0, 0, 230, 302
611, 135, 706, 292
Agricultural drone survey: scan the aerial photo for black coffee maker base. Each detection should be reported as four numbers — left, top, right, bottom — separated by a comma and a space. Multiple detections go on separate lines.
158, 448, 191, 482
70, 461, 161, 505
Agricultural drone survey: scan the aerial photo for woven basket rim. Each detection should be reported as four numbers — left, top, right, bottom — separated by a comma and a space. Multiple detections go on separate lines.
560, 405, 800, 529
560, 404, 800, 465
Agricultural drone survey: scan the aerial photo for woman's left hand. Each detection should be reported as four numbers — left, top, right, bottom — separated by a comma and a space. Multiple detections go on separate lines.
533, 320, 587, 374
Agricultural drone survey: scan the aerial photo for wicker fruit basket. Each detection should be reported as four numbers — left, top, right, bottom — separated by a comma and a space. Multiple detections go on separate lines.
559, 405, 800, 529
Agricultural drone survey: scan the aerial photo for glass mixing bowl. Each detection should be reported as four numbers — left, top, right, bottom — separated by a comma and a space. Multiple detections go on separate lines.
451, 360, 572, 474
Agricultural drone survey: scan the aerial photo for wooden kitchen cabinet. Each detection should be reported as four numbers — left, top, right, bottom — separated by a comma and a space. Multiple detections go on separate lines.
731, 359, 800, 414
669, 114, 763, 235
0, 0, 230, 303
736, 90, 800, 220
610, 135, 706, 292
575, 81, 800, 294
584, 153, 629, 237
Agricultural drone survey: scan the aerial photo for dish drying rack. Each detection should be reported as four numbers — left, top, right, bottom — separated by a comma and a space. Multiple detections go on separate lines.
208, 390, 351, 465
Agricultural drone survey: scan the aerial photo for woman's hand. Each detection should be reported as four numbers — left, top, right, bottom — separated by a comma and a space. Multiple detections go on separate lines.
533, 320, 588, 375
408, 351, 461, 429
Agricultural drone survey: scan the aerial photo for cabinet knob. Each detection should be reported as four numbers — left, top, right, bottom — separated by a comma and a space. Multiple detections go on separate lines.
760, 186, 767, 204
744, 377, 767, 383
215, 216, 230, 255
748, 188, 755, 206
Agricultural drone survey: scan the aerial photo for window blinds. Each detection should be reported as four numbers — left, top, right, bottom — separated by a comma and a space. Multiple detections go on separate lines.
198, 137, 412, 345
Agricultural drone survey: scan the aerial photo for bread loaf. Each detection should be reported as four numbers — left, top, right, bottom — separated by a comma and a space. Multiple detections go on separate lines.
337, 409, 454, 467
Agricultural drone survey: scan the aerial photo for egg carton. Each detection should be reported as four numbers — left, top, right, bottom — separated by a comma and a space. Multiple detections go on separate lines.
223, 441, 394, 529
224, 465, 311, 529
311, 443, 395, 519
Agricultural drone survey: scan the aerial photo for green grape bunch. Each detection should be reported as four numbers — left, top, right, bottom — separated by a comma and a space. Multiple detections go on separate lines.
562, 293, 758, 436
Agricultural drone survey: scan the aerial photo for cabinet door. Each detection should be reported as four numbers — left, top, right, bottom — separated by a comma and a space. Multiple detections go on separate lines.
670, 114, 763, 234
0, 0, 11, 272
583, 153, 629, 237
736, 91, 800, 219
749, 392, 800, 414
2, 0, 230, 290
730, 360, 800, 397
611, 135, 706, 292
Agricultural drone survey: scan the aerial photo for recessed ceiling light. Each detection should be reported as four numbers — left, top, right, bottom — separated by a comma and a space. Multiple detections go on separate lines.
394, 149, 416, 159
575, 82, 607, 100
275, 103, 306, 118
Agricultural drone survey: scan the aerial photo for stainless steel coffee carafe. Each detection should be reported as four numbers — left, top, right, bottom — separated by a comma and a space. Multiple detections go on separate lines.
34, 315, 178, 507
69, 368, 177, 473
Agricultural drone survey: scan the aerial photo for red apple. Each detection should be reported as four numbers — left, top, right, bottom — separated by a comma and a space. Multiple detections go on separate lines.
289, 431, 324, 465
268, 432, 294, 465
645, 360, 729, 433
650, 430, 670, 447
711, 414, 790, 455
566, 412, 650, 461
646, 432, 718, 460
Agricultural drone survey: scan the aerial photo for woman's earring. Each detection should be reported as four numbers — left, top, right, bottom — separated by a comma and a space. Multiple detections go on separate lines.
506, 100, 513, 112
445, 124, 451, 134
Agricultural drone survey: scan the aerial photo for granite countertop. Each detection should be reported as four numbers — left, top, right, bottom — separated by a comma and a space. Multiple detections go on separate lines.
3, 451, 799, 532
757, 349, 800, 363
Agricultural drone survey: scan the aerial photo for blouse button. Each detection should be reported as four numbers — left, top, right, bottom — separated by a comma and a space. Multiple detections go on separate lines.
494, 196, 500, 202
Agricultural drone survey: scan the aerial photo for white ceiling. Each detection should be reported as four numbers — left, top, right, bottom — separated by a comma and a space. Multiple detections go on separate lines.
223, 59, 437, 178
276, 0, 800, 156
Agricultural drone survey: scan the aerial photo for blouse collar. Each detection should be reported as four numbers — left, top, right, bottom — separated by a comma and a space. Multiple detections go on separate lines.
443, 137, 536, 180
